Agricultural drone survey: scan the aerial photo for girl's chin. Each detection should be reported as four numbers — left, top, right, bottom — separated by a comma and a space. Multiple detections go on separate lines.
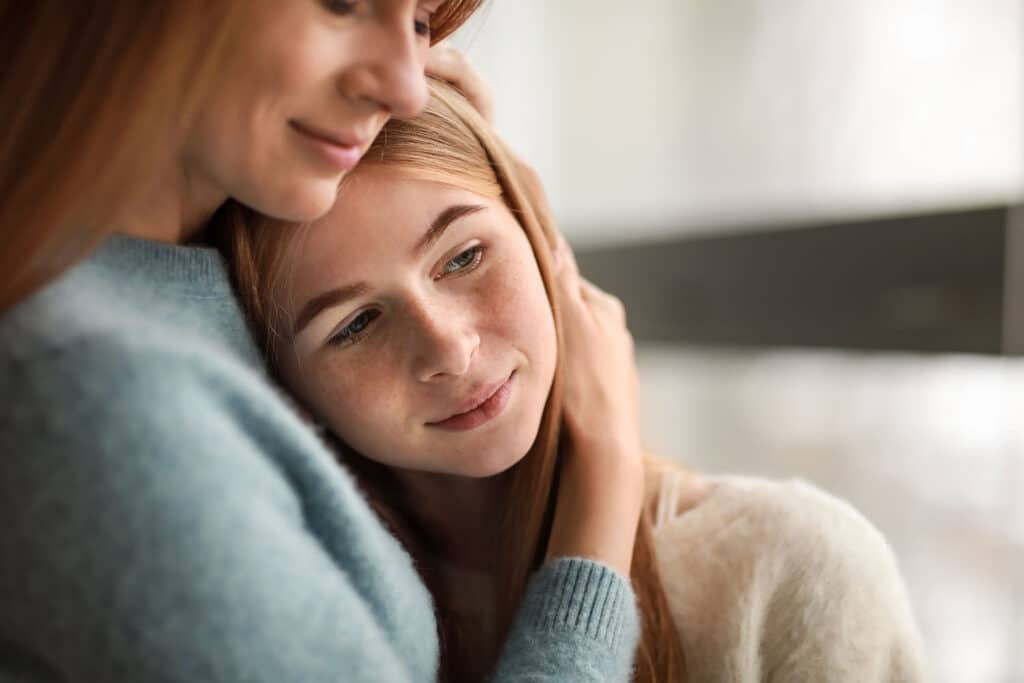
451, 445, 532, 479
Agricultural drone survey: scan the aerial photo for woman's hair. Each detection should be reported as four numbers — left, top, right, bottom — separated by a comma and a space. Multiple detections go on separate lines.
0, 0, 483, 313
220, 80, 687, 683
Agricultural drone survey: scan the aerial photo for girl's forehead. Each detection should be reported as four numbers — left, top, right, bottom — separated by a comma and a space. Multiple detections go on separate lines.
303, 173, 493, 265
330, 171, 491, 234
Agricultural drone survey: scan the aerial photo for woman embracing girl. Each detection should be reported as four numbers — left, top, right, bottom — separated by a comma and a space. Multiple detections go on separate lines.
221, 78, 926, 682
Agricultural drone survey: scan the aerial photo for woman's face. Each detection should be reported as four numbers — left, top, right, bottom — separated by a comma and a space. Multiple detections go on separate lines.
184, 0, 442, 222
279, 165, 558, 478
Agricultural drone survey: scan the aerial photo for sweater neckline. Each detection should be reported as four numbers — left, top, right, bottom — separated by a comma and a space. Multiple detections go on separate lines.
93, 233, 234, 298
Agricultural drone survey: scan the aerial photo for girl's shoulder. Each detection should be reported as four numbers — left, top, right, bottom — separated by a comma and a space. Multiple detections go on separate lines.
649, 465, 881, 543
647, 464, 909, 613
647, 464, 927, 681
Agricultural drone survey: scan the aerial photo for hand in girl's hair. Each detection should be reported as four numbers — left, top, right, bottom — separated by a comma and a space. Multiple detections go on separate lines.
546, 234, 645, 577
426, 43, 494, 123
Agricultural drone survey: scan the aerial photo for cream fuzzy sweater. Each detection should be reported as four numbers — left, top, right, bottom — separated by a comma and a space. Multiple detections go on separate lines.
651, 473, 927, 683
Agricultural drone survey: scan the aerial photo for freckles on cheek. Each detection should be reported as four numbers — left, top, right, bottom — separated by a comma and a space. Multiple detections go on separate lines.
487, 257, 547, 329
315, 364, 365, 411
317, 355, 409, 427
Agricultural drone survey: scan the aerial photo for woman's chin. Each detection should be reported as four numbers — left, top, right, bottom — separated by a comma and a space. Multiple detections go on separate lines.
249, 176, 347, 224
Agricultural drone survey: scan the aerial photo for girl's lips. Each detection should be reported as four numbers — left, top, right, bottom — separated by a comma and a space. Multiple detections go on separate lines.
290, 121, 365, 172
428, 373, 515, 432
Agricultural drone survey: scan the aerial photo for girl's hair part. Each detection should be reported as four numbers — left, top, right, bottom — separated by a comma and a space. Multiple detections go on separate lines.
0, 2, 242, 310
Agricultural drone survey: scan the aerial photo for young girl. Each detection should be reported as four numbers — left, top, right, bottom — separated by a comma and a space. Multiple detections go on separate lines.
224, 79, 928, 682
1, 3, 650, 681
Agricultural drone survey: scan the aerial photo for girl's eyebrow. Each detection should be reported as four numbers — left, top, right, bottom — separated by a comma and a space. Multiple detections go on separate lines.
293, 282, 371, 336
412, 203, 486, 257
294, 203, 487, 336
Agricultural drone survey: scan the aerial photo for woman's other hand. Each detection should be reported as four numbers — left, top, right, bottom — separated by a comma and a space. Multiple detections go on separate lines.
426, 46, 560, 252
552, 235, 641, 463
426, 44, 494, 123
545, 235, 645, 577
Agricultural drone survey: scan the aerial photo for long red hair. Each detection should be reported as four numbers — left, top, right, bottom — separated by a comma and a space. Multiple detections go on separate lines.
0, 2, 242, 310
0, 0, 482, 312
219, 80, 687, 682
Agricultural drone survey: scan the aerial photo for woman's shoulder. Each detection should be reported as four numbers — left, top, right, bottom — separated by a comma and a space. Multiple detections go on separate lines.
0, 247, 309, 509
2, 292, 258, 443
1, 238, 268, 420
648, 468, 927, 681
4, 241, 249, 357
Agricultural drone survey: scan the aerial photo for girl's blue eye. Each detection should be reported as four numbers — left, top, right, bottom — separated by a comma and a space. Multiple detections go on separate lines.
414, 18, 431, 38
329, 309, 379, 347
441, 246, 484, 276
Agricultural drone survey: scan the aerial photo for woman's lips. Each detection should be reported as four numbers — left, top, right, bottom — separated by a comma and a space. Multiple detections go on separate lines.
290, 121, 366, 172
428, 372, 515, 432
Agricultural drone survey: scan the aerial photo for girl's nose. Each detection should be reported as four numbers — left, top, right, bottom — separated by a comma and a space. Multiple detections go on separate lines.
411, 302, 480, 383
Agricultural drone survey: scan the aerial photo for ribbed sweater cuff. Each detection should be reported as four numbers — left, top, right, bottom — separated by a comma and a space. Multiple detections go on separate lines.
519, 557, 639, 650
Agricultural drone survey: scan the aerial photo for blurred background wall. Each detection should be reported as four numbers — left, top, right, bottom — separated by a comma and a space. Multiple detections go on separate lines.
453, 2, 1024, 681
454, 0, 1022, 245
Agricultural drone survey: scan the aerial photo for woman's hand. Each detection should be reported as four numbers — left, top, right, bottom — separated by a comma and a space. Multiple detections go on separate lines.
426, 44, 494, 123
426, 46, 560, 251
545, 235, 645, 577
552, 235, 641, 459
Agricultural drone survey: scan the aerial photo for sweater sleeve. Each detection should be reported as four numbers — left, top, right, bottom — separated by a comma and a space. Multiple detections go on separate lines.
652, 475, 927, 683
0, 343, 434, 683
490, 558, 640, 682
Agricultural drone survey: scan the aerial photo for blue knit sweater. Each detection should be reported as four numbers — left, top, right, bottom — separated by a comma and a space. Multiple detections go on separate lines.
0, 235, 638, 682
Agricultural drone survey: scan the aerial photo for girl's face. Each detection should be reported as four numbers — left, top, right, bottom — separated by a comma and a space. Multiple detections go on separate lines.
279, 165, 558, 478
184, 0, 442, 222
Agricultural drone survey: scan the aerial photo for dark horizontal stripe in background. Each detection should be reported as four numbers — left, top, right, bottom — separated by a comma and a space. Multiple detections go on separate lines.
575, 206, 1020, 355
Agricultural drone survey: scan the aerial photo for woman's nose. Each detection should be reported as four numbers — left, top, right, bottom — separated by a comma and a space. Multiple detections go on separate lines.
336, 14, 430, 119
411, 304, 480, 382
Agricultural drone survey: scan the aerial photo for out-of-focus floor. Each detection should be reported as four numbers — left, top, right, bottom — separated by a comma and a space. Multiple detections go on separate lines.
637, 345, 1024, 683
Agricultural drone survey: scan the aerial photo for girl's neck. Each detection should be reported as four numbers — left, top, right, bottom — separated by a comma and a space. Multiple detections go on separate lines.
394, 468, 512, 571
